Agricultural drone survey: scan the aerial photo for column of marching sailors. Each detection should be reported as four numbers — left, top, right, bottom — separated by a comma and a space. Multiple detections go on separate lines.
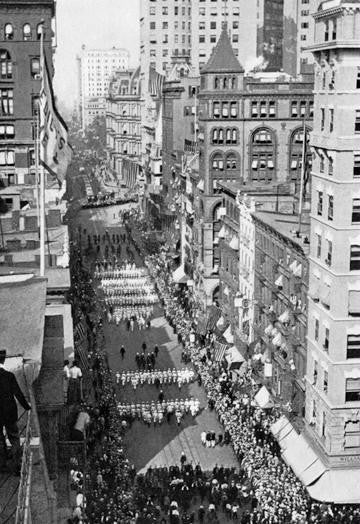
97, 263, 201, 429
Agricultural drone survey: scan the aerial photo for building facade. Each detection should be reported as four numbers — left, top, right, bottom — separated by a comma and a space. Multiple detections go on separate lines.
194, 24, 313, 307
304, 0, 360, 480
257, 0, 284, 72
0, 0, 55, 198
253, 211, 309, 415
106, 67, 142, 188
77, 45, 129, 127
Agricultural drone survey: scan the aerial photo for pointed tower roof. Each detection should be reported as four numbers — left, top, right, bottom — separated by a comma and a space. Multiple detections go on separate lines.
201, 24, 244, 74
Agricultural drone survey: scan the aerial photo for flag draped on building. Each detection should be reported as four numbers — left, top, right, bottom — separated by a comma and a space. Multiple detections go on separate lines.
301, 120, 310, 198
39, 47, 72, 185
148, 67, 165, 98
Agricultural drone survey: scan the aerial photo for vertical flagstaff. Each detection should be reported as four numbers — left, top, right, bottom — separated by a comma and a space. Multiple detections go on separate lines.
39, 22, 45, 276
297, 118, 306, 235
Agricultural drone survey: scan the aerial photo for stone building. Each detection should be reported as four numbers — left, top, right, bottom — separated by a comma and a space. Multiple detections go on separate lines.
106, 67, 142, 188
252, 211, 310, 415
0, 0, 55, 200
302, 0, 360, 500
195, 23, 313, 307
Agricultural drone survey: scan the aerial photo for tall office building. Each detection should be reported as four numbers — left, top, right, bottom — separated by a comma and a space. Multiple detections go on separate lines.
140, 0, 258, 77
77, 45, 130, 127
303, 0, 360, 502
0, 0, 55, 192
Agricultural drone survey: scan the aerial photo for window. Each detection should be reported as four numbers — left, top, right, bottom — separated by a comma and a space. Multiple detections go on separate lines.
222, 102, 229, 117
317, 191, 323, 215
328, 195, 333, 221
309, 101, 314, 118
150, 21, 156, 30
354, 155, 360, 178
321, 108, 325, 131
230, 102, 237, 118
320, 155, 325, 173
260, 101, 267, 118
300, 101, 306, 117
199, 22, 205, 30
291, 101, 298, 117
0, 149, 15, 166
0, 88, 13, 115
162, 6, 168, 14
314, 318, 319, 341
355, 110, 360, 133
210, 35, 217, 43
352, 198, 360, 223
232, 34, 239, 43
213, 102, 220, 118
316, 234, 322, 258
251, 101, 258, 117
36, 24, 43, 40
324, 20, 329, 41
324, 328, 329, 351
199, 35, 205, 43
210, 21, 216, 30
31, 57, 40, 78
349, 291, 360, 317
251, 129, 275, 182
332, 18, 337, 40
347, 334, 360, 358
313, 360, 318, 385
23, 23, 31, 40
328, 156, 333, 176
225, 152, 237, 171
323, 370, 328, 393
269, 101, 275, 118
0, 124, 14, 139
326, 240, 332, 267
350, 245, 360, 270
357, 71, 360, 89
233, 21, 239, 29
329, 108, 334, 133
0, 50, 12, 79
211, 153, 224, 172
32, 95, 40, 116
345, 379, 360, 402
4, 23, 13, 40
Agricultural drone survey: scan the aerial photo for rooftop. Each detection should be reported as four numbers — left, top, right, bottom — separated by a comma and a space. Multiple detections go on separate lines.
253, 211, 310, 254
201, 24, 244, 74
218, 180, 293, 197
0, 265, 70, 290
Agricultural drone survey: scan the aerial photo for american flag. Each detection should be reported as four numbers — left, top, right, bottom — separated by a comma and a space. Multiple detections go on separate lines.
148, 68, 165, 98
214, 341, 229, 362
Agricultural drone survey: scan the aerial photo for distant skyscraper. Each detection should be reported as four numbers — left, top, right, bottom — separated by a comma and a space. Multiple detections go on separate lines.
76, 46, 130, 127
139, 0, 258, 77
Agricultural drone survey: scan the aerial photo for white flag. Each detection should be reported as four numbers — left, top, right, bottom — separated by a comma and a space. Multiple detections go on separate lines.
39, 49, 72, 185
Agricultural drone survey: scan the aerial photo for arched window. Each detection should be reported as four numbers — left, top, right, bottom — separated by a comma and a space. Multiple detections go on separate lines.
218, 128, 223, 144
214, 77, 219, 89
0, 50, 12, 79
232, 128, 237, 144
212, 128, 218, 143
36, 24, 43, 40
289, 127, 311, 183
226, 152, 237, 170
23, 24, 31, 41
226, 129, 231, 144
211, 153, 224, 171
231, 77, 236, 89
223, 77, 227, 89
250, 128, 275, 183
4, 24, 13, 40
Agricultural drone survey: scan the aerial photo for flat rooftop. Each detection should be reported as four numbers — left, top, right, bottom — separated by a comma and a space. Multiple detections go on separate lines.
0, 265, 70, 290
253, 210, 310, 254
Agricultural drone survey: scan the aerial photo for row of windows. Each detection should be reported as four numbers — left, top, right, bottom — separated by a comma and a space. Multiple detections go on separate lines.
0, 50, 40, 80
0, 148, 35, 167
314, 240, 360, 273
2, 23, 43, 41
210, 100, 313, 119
199, 33, 239, 44
150, 21, 191, 30
0, 89, 39, 116
199, 20, 240, 30
150, 6, 191, 15
317, 192, 360, 225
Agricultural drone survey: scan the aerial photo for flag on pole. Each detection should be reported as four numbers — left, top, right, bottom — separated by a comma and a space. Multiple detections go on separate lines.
148, 67, 165, 97
301, 121, 310, 198
39, 46, 72, 185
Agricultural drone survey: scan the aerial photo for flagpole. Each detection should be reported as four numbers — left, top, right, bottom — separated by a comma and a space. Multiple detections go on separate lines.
39, 22, 45, 276
297, 118, 306, 236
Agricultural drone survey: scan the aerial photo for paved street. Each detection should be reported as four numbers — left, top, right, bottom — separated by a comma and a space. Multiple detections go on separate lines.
104, 306, 238, 474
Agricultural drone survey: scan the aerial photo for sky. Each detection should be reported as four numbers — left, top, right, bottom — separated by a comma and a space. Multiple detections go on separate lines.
53, 0, 140, 112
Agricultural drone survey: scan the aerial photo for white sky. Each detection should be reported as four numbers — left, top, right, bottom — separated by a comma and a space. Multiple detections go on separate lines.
53, 0, 140, 110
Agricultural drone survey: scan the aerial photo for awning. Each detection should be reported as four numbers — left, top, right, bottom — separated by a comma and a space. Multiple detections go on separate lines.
254, 385, 274, 409
229, 236, 239, 250
223, 325, 234, 344
307, 468, 360, 504
278, 310, 290, 324
225, 345, 244, 369
271, 416, 293, 442
218, 225, 226, 239
197, 179, 204, 191
172, 265, 188, 284
275, 274, 283, 288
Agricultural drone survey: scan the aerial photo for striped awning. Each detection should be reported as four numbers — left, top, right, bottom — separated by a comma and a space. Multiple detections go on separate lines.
74, 322, 86, 343
206, 305, 222, 331
214, 340, 229, 361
